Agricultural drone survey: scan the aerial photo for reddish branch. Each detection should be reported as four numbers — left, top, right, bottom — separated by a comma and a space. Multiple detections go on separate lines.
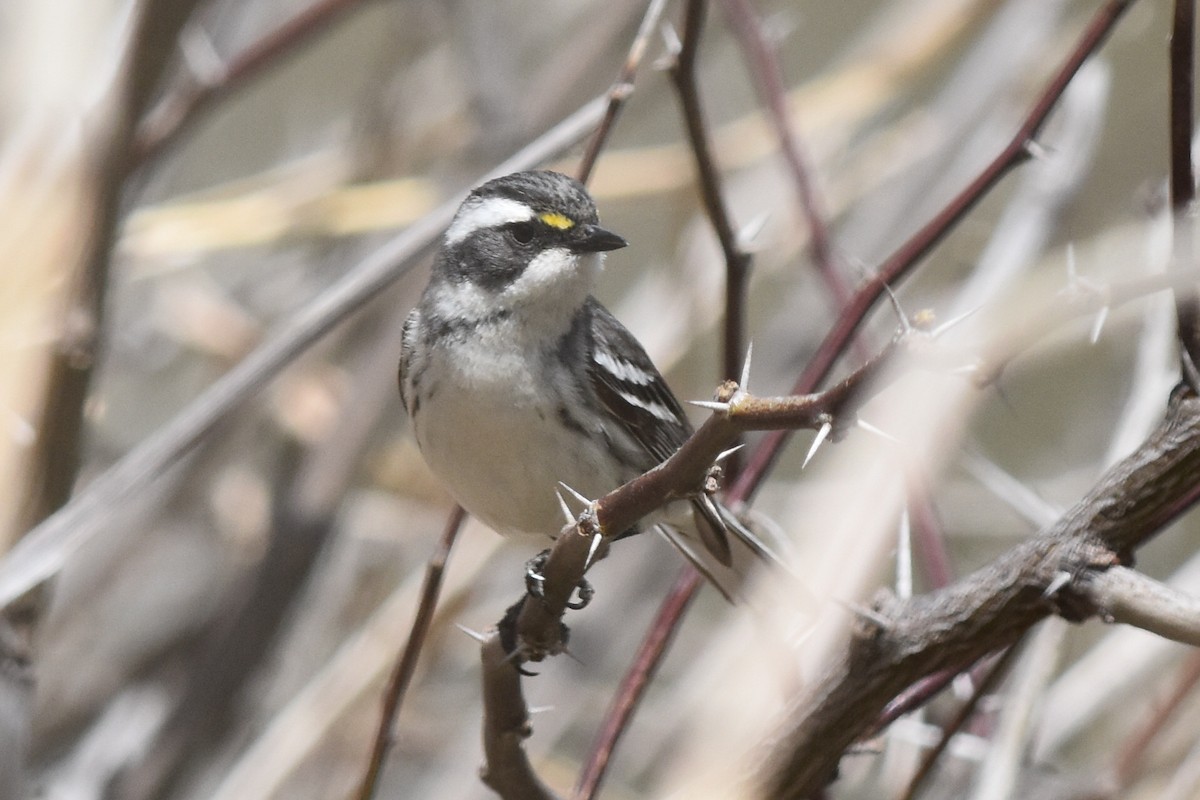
717, 0, 847, 306
763, 389, 1200, 798
897, 644, 1020, 800
131, 0, 369, 168
732, 0, 1137, 501
669, 0, 753, 385
576, 0, 669, 184
480, 1, 1161, 797
572, 566, 702, 800
356, 506, 466, 800
1170, 0, 1200, 384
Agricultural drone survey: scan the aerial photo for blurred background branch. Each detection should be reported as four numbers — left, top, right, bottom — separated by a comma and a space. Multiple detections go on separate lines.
3, 1, 1200, 799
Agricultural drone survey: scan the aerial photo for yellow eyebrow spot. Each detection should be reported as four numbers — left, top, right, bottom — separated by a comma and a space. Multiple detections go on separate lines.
539, 212, 575, 230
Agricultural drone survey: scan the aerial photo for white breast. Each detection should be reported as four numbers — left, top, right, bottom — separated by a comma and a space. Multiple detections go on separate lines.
411, 324, 628, 541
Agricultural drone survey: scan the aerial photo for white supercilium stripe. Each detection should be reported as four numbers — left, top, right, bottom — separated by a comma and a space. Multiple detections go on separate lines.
444, 197, 534, 245
593, 348, 656, 386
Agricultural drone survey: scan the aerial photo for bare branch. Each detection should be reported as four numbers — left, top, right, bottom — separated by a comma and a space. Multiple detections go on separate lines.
0, 95, 610, 610
480, 633, 559, 800
572, 566, 702, 800
717, 0, 846, 304
132, 0, 369, 168
1170, 0, 1200, 385
576, 0, 670, 184
14, 0, 207, 535
668, 0, 753, 384
898, 644, 1019, 800
733, 0, 1137, 501
356, 506, 466, 800
762, 389, 1200, 798
1079, 565, 1200, 647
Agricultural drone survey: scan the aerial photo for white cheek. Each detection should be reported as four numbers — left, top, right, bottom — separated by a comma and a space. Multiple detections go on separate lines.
502, 249, 601, 303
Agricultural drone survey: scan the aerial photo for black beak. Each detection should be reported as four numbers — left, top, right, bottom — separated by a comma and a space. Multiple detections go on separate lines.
572, 224, 627, 253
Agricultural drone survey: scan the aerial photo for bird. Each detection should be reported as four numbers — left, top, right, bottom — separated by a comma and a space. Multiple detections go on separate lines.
398, 169, 772, 597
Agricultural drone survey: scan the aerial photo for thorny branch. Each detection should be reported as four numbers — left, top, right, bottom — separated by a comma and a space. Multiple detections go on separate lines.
571, 3, 755, 794
0, 96, 610, 610
717, 0, 846, 305
731, 0, 1137, 501
576, 0, 670, 184
478, 331, 901, 798
131, 0, 370, 168
763, 388, 1200, 798
669, 0, 753, 385
482, 3, 1156, 796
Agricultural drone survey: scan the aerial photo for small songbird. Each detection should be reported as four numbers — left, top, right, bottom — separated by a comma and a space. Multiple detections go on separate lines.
398, 170, 769, 594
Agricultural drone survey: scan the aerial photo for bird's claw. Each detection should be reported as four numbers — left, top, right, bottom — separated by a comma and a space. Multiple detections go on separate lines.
566, 578, 593, 610
525, 550, 550, 600
524, 549, 594, 610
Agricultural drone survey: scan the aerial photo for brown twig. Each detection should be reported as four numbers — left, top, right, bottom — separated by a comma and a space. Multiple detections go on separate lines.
716, 0, 846, 306
572, 5, 758, 792
14, 0, 207, 536
572, 566, 702, 800
1078, 565, 1200, 648
577, 0, 670, 185
1113, 651, 1200, 789
513, 340, 897, 663
0, 95, 610, 610
131, 0, 370, 169
897, 644, 1019, 800
1170, 0, 1200, 386
356, 505, 466, 800
731, 0, 1136, 502
480, 632, 560, 800
668, 0, 753, 386
763, 388, 1200, 798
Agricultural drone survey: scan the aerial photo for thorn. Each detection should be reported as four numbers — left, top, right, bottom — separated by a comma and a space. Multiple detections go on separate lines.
555, 490, 575, 525
689, 399, 731, 413
840, 599, 890, 630
528, 705, 555, 715
803, 420, 832, 469
931, 306, 981, 339
658, 22, 681, 62
1024, 138, 1050, 160
896, 507, 913, 601
737, 212, 771, 251
562, 646, 585, 666
179, 21, 225, 85
1090, 305, 1109, 344
584, 532, 604, 570
557, 481, 591, 508
857, 418, 899, 444
1043, 570, 1072, 599
715, 443, 745, 463
881, 283, 912, 333
740, 342, 754, 389
455, 624, 489, 644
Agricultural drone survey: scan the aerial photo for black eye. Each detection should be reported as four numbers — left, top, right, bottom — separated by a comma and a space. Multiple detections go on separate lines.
508, 221, 536, 244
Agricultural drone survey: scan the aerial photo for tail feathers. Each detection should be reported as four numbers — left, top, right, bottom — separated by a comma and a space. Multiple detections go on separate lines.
691, 495, 732, 566
658, 498, 792, 603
